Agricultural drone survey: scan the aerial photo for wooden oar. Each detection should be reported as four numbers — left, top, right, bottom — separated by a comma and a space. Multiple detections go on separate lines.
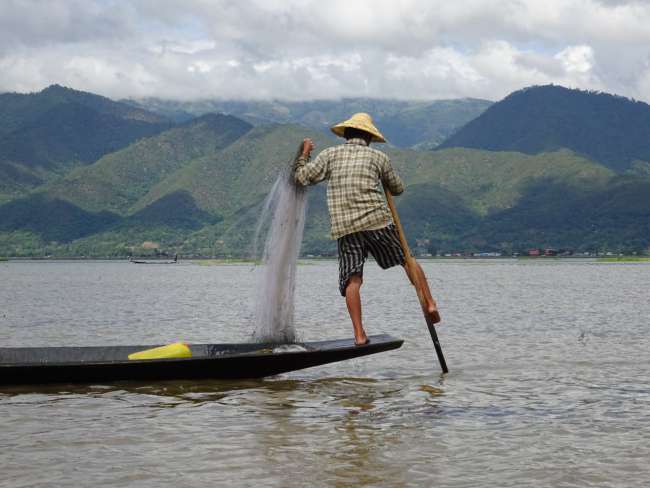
383, 185, 449, 373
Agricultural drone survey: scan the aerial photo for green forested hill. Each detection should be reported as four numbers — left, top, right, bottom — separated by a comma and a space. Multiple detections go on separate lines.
392, 146, 649, 253
131, 124, 334, 216
0, 85, 172, 202
44, 113, 252, 214
390, 148, 614, 214
439, 85, 650, 173
465, 176, 650, 253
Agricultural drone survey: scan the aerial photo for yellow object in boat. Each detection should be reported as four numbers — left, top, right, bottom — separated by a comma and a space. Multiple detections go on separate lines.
128, 342, 192, 360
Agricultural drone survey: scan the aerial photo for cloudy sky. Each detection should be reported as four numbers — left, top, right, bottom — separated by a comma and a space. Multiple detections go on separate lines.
2, 0, 650, 102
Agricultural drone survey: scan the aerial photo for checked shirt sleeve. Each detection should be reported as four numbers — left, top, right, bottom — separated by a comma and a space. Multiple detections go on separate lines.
381, 157, 404, 195
293, 151, 329, 186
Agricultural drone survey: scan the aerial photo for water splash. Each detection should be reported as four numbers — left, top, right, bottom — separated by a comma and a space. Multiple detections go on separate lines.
251, 146, 308, 343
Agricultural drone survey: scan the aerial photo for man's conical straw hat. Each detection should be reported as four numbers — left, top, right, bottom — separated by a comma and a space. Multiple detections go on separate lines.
330, 112, 387, 143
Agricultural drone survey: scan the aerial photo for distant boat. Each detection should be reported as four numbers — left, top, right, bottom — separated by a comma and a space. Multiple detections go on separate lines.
129, 254, 178, 264
0, 334, 403, 385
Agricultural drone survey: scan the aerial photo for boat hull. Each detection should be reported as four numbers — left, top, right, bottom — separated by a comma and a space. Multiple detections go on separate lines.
0, 334, 403, 385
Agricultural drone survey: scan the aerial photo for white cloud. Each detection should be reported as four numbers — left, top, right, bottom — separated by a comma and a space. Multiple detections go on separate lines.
187, 61, 213, 74
556, 45, 595, 74
0, 0, 649, 102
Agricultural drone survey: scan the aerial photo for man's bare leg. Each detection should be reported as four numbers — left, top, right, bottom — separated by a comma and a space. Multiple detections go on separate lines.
404, 261, 441, 323
345, 274, 369, 345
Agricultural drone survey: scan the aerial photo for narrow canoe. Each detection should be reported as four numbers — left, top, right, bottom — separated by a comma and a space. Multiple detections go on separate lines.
129, 254, 178, 264
0, 334, 403, 385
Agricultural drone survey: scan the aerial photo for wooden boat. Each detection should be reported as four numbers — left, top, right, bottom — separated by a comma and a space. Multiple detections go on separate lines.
129, 254, 178, 264
0, 334, 403, 386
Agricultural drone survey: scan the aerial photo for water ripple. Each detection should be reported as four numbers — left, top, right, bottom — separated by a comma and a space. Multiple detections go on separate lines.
1, 260, 650, 487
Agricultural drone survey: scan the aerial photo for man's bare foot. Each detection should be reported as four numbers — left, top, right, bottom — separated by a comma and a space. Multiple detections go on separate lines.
429, 309, 441, 324
354, 336, 370, 346
426, 300, 441, 324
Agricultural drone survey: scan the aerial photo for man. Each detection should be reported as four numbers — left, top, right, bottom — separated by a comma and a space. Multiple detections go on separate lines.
294, 113, 439, 345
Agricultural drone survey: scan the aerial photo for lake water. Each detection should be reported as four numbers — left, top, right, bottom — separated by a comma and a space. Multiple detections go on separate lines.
1, 259, 649, 487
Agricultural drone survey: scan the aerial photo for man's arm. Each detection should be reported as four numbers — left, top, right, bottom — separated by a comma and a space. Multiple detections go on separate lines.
382, 157, 404, 195
293, 138, 328, 186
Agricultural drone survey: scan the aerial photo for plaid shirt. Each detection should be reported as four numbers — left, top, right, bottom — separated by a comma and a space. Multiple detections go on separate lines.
294, 138, 404, 239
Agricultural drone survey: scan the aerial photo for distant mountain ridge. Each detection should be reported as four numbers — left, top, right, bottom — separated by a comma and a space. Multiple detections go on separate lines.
439, 85, 650, 173
124, 96, 493, 149
0, 84, 165, 135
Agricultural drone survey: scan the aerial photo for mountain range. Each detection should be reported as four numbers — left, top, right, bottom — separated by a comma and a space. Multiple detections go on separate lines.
124, 96, 493, 150
0, 83, 648, 257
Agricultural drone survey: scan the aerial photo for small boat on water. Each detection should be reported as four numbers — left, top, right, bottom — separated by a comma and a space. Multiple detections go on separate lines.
129, 254, 178, 264
0, 334, 403, 386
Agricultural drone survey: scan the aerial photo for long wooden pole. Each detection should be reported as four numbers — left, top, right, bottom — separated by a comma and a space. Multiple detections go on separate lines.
383, 185, 449, 373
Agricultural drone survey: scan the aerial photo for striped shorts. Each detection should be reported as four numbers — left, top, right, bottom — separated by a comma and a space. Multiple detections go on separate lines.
337, 224, 406, 296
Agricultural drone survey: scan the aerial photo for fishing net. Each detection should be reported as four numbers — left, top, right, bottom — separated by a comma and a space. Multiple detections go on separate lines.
251, 144, 308, 343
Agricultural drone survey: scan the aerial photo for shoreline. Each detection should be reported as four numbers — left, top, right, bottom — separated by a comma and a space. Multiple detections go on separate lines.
2, 256, 649, 263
